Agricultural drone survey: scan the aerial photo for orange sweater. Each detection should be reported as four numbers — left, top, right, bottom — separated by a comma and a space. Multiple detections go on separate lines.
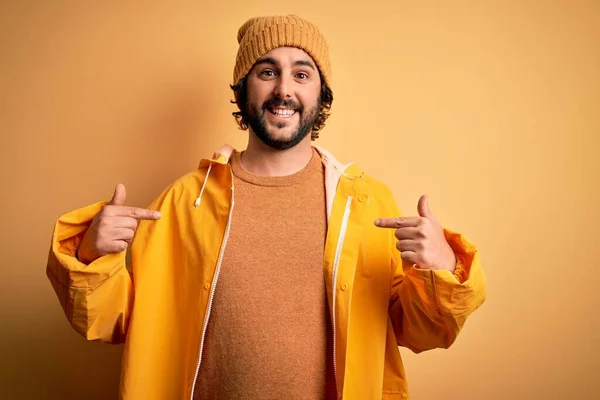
195, 149, 336, 399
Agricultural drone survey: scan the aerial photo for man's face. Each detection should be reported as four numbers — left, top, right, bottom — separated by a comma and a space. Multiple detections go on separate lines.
244, 47, 322, 150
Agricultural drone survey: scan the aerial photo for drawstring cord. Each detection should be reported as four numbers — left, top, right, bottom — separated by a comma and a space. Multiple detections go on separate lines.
194, 163, 213, 209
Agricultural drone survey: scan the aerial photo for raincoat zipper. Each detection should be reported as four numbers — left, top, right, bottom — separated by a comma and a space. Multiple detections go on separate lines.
332, 195, 353, 398
189, 186, 235, 399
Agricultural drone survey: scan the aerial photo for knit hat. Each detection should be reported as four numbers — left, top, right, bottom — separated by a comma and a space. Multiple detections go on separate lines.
233, 15, 331, 87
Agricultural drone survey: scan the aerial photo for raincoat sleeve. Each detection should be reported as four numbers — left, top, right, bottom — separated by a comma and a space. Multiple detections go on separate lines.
387, 199, 487, 353
46, 201, 133, 344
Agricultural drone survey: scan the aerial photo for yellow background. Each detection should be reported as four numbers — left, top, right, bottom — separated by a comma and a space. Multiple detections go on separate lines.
1, 1, 598, 399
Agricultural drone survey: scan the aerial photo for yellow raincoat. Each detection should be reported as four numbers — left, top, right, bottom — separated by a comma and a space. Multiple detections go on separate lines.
47, 145, 486, 400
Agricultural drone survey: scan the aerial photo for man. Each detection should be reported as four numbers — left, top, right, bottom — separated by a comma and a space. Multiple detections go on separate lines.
47, 15, 486, 400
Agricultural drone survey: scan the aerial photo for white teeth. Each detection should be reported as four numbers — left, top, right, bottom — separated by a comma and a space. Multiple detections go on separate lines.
272, 108, 295, 117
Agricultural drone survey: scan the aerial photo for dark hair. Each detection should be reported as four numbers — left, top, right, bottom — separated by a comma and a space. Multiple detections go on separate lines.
230, 75, 334, 140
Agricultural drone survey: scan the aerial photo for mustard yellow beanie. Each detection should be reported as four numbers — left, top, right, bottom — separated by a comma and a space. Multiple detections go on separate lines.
233, 15, 331, 87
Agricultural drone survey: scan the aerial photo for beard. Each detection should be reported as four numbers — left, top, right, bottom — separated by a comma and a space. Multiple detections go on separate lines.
245, 97, 320, 151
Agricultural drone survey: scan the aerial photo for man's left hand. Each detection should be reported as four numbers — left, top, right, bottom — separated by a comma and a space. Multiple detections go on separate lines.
375, 195, 456, 272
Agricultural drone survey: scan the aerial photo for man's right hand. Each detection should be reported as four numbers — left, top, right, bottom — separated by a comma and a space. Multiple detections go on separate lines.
77, 184, 162, 264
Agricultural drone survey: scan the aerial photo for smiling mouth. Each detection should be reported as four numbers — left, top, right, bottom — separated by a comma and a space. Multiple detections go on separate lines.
267, 107, 297, 119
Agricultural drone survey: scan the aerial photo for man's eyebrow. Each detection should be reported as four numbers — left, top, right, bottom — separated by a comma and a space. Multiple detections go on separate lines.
294, 60, 316, 70
254, 57, 278, 67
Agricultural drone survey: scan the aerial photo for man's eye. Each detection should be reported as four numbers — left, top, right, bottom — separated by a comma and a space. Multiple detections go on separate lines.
261, 70, 276, 77
297, 72, 308, 79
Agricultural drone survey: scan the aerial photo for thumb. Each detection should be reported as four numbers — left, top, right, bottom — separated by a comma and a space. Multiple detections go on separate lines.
109, 183, 127, 206
417, 194, 434, 219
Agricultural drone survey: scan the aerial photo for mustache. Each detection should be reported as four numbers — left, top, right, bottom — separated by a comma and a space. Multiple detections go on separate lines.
262, 98, 304, 112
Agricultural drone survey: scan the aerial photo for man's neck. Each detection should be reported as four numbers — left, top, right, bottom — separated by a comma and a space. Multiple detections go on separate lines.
241, 132, 314, 177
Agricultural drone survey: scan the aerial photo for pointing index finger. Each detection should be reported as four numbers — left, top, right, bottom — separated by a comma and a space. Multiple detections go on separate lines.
374, 216, 420, 228
105, 205, 162, 220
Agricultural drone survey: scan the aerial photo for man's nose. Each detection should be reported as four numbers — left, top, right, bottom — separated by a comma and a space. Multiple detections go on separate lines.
273, 75, 292, 99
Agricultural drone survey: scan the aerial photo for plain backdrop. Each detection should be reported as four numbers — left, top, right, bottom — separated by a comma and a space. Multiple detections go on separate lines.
1, 1, 598, 399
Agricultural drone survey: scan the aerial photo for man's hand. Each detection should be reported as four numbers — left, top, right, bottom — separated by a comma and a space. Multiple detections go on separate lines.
77, 184, 162, 264
375, 195, 456, 272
